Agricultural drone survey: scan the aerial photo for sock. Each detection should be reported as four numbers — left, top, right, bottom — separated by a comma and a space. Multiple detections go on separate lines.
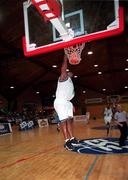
70, 137, 75, 140
65, 139, 69, 142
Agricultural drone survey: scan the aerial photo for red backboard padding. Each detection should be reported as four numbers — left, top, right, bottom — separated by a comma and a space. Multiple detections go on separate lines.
31, 0, 62, 21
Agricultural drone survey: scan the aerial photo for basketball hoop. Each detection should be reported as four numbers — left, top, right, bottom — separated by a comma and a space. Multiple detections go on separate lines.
107, 95, 120, 107
64, 43, 85, 65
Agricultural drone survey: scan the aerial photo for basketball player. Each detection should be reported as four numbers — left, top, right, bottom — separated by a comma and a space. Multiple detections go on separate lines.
54, 54, 79, 150
104, 104, 113, 136
114, 104, 128, 147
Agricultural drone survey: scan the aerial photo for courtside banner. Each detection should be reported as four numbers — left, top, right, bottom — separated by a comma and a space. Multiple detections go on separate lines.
0, 123, 12, 135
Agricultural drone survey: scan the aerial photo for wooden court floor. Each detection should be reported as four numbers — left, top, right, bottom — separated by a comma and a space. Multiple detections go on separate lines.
0, 119, 128, 180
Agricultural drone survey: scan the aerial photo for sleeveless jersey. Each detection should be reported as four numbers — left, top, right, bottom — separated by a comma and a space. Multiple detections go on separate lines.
55, 77, 74, 100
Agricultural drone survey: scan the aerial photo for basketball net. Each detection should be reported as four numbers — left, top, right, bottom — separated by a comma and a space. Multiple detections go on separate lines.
111, 98, 117, 108
64, 43, 85, 65
107, 95, 120, 107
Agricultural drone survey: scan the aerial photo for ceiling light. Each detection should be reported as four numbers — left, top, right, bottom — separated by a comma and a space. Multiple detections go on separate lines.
83, 91, 86, 93
125, 68, 128, 71
94, 64, 98, 67
98, 71, 102, 74
10, 86, 14, 89
126, 59, 128, 62
52, 65, 57, 68
102, 89, 106, 91
88, 51, 93, 55
66, 69, 69, 72
36, 91, 40, 94
74, 75, 78, 78
124, 86, 128, 89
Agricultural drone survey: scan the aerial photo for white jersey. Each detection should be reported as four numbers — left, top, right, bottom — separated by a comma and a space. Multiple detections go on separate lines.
104, 108, 113, 123
104, 108, 113, 117
55, 77, 74, 101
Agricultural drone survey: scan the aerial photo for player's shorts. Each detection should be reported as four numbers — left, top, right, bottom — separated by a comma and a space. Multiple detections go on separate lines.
104, 115, 112, 124
54, 98, 73, 122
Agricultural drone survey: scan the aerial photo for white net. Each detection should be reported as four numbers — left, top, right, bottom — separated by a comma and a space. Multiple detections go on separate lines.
107, 95, 120, 107
64, 43, 85, 65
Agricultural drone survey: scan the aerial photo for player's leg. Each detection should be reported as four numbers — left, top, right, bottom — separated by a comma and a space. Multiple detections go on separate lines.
106, 122, 110, 136
66, 101, 79, 144
60, 120, 70, 140
54, 99, 74, 150
60, 120, 75, 150
66, 118, 79, 145
66, 118, 74, 138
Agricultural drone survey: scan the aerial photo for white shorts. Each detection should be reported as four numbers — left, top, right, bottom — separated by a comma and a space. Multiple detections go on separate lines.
104, 115, 112, 124
54, 99, 73, 122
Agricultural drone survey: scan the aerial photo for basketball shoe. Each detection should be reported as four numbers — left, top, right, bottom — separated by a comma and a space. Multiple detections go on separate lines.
70, 137, 80, 145
64, 140, 74, 151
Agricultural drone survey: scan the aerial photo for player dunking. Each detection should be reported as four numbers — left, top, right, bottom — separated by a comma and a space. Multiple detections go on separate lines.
54, 55, 79, 150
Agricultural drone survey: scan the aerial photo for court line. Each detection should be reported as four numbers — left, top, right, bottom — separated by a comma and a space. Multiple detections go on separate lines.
84, 155, 99, 180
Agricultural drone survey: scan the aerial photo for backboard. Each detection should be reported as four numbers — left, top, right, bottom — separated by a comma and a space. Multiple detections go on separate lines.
22, 0, 124, 57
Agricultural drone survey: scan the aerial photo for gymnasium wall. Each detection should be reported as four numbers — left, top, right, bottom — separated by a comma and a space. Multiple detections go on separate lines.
86, 102, 128, 119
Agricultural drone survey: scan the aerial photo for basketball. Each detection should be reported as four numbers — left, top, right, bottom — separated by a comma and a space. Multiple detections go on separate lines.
65, 44, 85, 65
69, 58, 80, 65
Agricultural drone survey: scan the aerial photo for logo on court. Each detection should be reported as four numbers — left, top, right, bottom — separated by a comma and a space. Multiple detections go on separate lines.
73, 138, 128, 154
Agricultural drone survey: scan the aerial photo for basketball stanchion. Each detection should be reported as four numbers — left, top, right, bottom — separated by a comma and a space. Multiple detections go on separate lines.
64, 43, 85, 65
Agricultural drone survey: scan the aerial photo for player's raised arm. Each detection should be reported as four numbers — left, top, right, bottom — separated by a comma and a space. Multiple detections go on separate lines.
59, 55, 68, 81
